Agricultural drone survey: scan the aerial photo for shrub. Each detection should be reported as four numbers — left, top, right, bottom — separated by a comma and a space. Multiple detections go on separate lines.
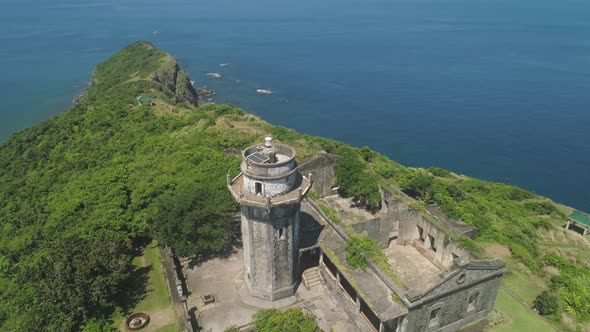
333, 146, 381, 210
457, 236, 482, 256
532, 219, 552, 230
307, 188, 319, 200
403, 173, 434, 202
429, 167, 452, 178
346, 236, 371, 271
524, 201, 558, 216
509, 243, 538, 270
533, 290, 559, 316
253, 308, 321, 332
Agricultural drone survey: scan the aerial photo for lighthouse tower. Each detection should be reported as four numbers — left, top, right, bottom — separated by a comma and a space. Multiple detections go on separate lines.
228, 138, 312, 301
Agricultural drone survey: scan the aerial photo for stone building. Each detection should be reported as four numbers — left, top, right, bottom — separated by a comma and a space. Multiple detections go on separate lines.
565, 210, 590, 236
226, 140, 505, 331
227, 138, 312, 301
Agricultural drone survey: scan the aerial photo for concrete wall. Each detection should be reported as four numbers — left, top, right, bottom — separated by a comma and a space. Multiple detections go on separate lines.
241, 203, 300, 300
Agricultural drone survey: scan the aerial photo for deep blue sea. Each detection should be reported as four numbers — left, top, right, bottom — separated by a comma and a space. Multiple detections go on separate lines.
1, 0, 589, 211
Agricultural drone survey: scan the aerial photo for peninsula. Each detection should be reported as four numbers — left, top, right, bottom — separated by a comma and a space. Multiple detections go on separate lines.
0, 42, 587, 332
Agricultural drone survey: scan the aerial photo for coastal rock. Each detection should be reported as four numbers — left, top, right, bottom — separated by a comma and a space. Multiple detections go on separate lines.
150, 57, 199, 106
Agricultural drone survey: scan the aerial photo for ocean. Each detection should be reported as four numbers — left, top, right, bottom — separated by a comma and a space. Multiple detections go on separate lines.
1, 0, 589, 211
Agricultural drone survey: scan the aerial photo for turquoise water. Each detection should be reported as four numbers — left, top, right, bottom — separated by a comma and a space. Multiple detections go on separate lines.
1, 0, 589, 211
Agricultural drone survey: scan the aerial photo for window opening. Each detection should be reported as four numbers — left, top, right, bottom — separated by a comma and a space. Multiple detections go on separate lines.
428, 234, 437, 252
255, 182, 262, 195
468, 292, 479, 312
417, 226, 424, 242
429, 307, 441, 328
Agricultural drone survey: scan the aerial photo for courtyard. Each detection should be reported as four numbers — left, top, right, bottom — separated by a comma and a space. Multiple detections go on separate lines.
184, 247, 360, 332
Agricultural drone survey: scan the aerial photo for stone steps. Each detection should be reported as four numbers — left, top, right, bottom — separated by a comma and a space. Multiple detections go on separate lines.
303, 267, 323, 289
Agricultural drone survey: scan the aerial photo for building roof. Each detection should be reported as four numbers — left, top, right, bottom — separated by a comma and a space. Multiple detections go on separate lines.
301, 201, 407, 320
569, 210, 590, 226
136, 95, 154, 102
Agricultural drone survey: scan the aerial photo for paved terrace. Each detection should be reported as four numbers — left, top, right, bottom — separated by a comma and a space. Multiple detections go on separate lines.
383, 244, 443, 290
185, 247, 360, 332
323, 195, 384, 224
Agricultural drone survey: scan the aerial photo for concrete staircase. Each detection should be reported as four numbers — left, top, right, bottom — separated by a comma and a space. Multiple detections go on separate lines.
303, 267, 323, 290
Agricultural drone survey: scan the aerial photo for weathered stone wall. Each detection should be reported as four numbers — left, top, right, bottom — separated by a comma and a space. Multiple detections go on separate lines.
298, 151, 340, 198
318, 259, 382, 332
241, 203, 300, 300
243, 172, 297, 197
351, 214, 397, 248
391, 209, 472, 268
307, 165, 335, 197
243, 158, 296, 178
404, 273, 502, 332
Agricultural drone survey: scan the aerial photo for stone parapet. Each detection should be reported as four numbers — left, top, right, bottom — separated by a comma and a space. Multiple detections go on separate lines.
228, 173, 312, 208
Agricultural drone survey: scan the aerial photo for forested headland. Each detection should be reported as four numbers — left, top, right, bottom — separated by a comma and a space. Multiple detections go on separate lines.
0, 42, 588, 331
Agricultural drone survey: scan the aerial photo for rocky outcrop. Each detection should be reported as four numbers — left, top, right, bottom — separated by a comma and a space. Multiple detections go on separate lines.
150, 59, 199, 107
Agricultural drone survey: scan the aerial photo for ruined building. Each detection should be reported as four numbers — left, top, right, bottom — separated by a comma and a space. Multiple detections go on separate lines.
227, 140, 505, 331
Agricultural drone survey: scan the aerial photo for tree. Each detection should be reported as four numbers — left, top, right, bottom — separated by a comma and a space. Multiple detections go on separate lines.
253, 308, 321, 332
12, 232, 133, 331
404, 172, 434, 201
334, 146, 381, 211
149, 181, 237, 258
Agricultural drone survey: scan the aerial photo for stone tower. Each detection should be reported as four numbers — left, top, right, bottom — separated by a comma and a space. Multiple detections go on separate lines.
228, 138, 312, 301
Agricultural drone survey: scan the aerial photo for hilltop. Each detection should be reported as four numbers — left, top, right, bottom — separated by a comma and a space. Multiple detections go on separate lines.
84, 41, 199, 107
0, 42, 588, 331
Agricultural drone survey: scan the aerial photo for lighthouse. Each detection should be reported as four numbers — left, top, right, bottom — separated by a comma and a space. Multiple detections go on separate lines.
227, 138, 312, 301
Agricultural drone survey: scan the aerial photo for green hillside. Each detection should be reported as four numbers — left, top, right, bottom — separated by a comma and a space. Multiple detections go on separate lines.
0, 42, 588, 331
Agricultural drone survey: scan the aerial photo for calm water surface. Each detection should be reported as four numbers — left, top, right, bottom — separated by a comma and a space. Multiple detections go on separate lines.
1, 0, 589, 210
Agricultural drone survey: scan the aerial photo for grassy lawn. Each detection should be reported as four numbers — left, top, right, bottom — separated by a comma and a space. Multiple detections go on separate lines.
500, 255, 545, 305
502, 271, 542, 305
154, 323, 179, 332
487, 289, 556, 332
111, 241, 178, 331
479, 241, 544, 306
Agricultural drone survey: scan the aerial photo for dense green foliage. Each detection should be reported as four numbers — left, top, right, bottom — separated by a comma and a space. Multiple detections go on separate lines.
1, 233, 133, 331
0, 42, 242, 330
252, 308, 321, 332
345, 234, 406, 289
333, 146, 381, 211
345, 235, 372, 271
543, 253, 590, 321
428, 167, 452, 178
533, 290, 559, 316
149, 180, 237, 257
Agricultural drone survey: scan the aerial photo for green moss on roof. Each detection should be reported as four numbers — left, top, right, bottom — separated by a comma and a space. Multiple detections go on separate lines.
136, 95, 154, 102
569, 210, 590, 226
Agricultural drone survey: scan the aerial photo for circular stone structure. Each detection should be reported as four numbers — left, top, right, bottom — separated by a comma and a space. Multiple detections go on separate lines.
126, 313, 150, 330
228, 138, 312, 302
